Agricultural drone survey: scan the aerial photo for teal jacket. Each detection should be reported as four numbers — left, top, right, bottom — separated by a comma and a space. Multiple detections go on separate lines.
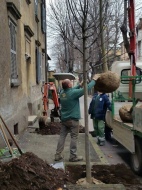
60, 80, 95, 121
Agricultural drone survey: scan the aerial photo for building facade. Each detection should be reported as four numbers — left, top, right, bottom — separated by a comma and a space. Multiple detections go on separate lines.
0, 0, 47, 137
137, 18, 142, 60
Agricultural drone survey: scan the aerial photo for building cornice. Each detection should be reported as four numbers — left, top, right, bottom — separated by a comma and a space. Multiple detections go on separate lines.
24, 25, 34, 37
35, 40, 41, 47
7, 2, 21, 20
26, 0, 31, 5
42, 49, 45, 53
35, 15, 39, 23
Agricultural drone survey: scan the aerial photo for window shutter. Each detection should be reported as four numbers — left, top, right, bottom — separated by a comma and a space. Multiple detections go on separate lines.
11, 52, 17, 79
39, 52, 41, 81
41, 3, 46, 33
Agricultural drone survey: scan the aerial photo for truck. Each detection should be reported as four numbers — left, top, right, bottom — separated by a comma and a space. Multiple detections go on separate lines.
105, 60, 142, 175
105, 0, 142, 175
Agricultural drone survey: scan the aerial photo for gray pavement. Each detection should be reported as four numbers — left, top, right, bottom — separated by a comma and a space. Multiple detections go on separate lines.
18, 128, 108, 166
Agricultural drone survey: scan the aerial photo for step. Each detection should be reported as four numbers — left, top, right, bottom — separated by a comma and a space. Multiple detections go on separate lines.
28, 115, 38, 126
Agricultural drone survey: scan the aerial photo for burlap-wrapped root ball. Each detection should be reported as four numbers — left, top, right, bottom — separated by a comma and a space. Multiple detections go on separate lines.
119, 105, 133, 122
94, 71, 120, 93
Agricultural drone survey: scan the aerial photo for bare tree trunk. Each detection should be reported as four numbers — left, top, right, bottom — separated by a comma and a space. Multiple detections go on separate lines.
120, 0, 130, 56
83, 32, 92, 183
100, 0, 108, 72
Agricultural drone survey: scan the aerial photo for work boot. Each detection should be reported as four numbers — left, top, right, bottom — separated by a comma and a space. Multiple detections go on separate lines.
96, 136, 100, 145
69, 156, 83, 162
97, 138, 100, 145
98, 137, 105, 146
54, 154, 64, 161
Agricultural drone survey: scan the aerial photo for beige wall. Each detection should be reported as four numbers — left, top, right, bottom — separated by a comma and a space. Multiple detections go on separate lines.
0, 0, 46, 139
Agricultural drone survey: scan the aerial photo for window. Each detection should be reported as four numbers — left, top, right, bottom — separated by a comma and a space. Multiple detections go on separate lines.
41, 1, 46, 33
41, 53, 45, 81
138, 41, 141, 59
36, 48, 41, 84
9, 19, 18, 81
25, 39, 30, 55
121, 69, 141, 84
7, 2, 21, 87
34, 0, 39, 22
34, 0, 38, 16
24, 25, 34, 61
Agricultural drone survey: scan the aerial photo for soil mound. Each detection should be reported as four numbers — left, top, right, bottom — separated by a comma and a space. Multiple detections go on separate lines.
36, 122, 85, 135
94, 71, 120, 93
0, 152, 72, 190
119, 105, 133, 122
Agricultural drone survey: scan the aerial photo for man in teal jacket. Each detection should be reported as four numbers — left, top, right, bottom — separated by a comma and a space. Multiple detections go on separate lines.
55, 74, 100, 162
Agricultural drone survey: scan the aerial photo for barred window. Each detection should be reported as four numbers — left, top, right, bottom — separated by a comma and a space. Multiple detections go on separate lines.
9, 20, 17, 80
41, 1, 46, 33
34, 0, 38, 15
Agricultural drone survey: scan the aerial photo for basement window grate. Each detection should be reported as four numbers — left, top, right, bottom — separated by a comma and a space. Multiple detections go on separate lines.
14, 123, 18, 135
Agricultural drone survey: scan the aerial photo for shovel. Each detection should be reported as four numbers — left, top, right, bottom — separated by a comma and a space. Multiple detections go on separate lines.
0, 115, 23, 155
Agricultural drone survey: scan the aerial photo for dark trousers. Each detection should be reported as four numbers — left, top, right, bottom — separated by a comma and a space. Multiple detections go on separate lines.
55, 120, 79, 159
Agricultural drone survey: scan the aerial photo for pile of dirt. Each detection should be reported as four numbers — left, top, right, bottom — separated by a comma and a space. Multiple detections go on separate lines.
119, 105, 133, 122
66, 164, 142, 190
0, 152, 72, 190
94, 71, 120, 93
35, 122, 85, 135
1, 153, 142, 190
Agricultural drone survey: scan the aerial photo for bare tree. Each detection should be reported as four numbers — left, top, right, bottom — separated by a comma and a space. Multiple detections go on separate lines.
47, 0, 125, 182
48, 0, 110, 73
47, 0, 124, 75
47, 0, 105, 182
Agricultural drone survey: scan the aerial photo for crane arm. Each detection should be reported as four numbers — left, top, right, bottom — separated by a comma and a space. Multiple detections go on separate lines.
128, 0, 136, 98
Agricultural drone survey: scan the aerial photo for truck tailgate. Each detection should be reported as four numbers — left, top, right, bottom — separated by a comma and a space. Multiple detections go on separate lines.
113, 118, 135, 153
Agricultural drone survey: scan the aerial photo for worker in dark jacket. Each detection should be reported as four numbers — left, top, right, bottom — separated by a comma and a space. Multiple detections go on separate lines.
88, 92, 111, 146
55, 74, 100, 162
